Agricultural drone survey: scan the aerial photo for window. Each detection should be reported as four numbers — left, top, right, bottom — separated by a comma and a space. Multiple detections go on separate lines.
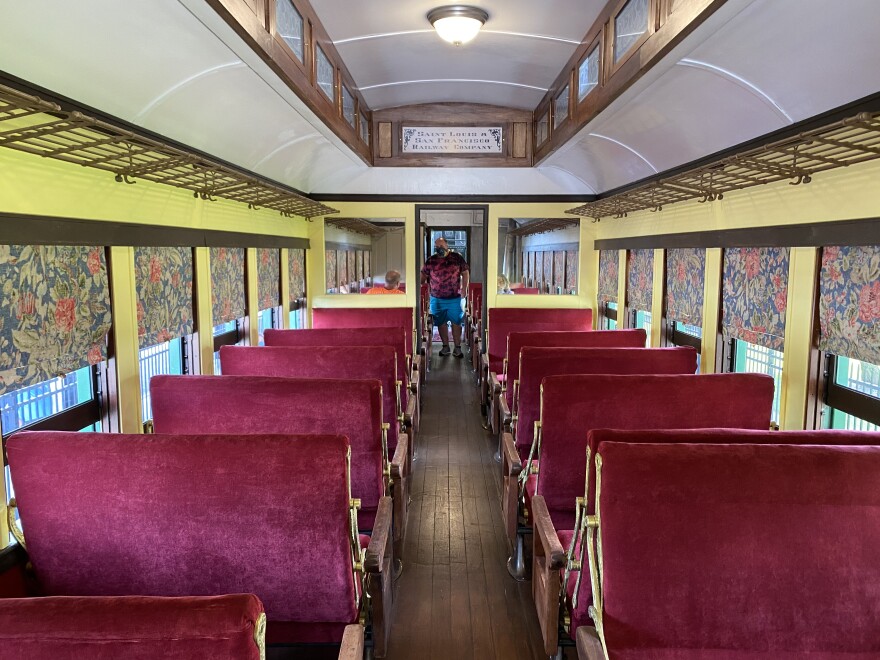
613, 0, 649, 64
276, 0, 304, 62
554, 84, 570, 129
257, 307, 280, 346
342, 85, 356, 127
360, 112, 370, 145
536, 111, 549, 146
139, 337, 188, 423
633, 309, 652, 346
823, 355, 880, 431
0, 366, 98, 437
212, 319, 243, 375
604, 301, 618, 330
668, 321, 702, 371
316, 46, 335, 101
727, 338, 783, 426
578, 45, 600, 102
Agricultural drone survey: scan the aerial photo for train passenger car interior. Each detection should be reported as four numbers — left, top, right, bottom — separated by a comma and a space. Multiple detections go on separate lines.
1, 0, 880, 658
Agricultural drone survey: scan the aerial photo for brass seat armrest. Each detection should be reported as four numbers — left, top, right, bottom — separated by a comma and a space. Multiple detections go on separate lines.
364, 496, 393, 574
498, 396, 512, 431
390, 434, 409, 480
575, 627, 605, 660
502, 433, 522, 476
339, 624, 365, 660
532, 495, 566, 570
488, 372, 502, 394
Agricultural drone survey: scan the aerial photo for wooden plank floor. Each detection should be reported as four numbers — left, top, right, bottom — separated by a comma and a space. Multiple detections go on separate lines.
384, 348, 554, 660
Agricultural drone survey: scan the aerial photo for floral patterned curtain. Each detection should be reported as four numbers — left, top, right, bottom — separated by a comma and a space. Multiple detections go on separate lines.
289, 248, 306, 302
627, 249, 654, 312
135, 247, 194, 349
543, 252, 552, 290
347, 251, 356, 287
721, 247, 789, 351
666, 248, 706, 327
818, 245, 880, 365
565, 250, 578, 292
553, 251, 565, 289
257, 248, 280, 310
0, 245, 112, 393
325, 250, 337, 290
598, 250, 618, 303
364, 251, 371, 285
210, 247, 245, 326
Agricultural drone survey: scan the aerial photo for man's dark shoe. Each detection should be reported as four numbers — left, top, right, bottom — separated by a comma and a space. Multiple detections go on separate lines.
452, 346, 464, 358
439, 345, 451, 357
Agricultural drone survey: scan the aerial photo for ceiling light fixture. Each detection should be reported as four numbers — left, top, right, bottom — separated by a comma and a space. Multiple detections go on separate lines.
427, 5, 489, 46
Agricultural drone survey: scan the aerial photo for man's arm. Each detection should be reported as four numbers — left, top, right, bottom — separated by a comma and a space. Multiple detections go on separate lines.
461, 267, 470, 294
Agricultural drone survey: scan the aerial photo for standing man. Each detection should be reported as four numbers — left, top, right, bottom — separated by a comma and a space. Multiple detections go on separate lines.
421, 237, 469, 358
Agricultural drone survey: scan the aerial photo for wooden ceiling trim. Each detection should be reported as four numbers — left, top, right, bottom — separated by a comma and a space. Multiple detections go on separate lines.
206, 0, 373, 165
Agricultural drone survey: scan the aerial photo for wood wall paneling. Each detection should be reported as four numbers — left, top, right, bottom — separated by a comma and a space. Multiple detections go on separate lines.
378, 122, 393, 158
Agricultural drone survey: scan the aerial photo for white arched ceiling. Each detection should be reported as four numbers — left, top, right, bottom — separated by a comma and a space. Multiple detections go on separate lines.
540, 0, 880, 193
317, 0, 601, 109
0, 0, 878, 197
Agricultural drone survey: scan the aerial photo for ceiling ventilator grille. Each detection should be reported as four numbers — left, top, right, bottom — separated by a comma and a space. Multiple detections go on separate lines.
567, 111, 880, 221
0, 84, 338, 219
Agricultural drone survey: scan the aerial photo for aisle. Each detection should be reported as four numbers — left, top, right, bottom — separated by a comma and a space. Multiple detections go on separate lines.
385, 348, 549, 660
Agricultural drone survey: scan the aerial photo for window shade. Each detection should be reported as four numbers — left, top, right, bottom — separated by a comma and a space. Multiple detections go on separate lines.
0, 245, 111, 393
598, 250, 618, 303
818, 245, 880, 365
289, 248, 306, 302
257, 248, 280, 310
347, 251, 356, 286
210, 247, 246, 326
325, 250, 337, 289
627, 249, 654, 312
553, 251, 565, 289
721, 247, 789, 351
666, 248, 706, 327
565, 250, 578, 292
135, 247, 194, 348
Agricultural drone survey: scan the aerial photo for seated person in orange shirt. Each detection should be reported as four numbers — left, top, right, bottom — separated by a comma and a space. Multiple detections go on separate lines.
366, 269, 405, 294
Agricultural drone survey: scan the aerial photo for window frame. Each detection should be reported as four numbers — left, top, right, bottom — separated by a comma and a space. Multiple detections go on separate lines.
722, 337, 783, 429
314, 43, 336, 104
554, 81, 571, 130
272, 0, 306, 66
213, 319, 243, 353
359, 111, 370, 146
535, 109, 550, 147
666, 320, 702, 351
577, 37, 602, 104
607, 0, 656, 76
823, 353, 880, 428
341, 83, 356, 128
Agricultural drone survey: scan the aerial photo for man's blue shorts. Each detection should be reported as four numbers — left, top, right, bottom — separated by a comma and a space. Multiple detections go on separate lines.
430, 296, 464, 326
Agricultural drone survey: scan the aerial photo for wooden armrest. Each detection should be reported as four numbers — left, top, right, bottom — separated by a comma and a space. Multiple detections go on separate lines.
498, 395, 512, 431
488, 372, 502, 394
390, 435, 408, 480
404, 393, 417, 427
532, 495, 566, 570
576, 627, 604, 660
365, 497, 393, 574
480, 353, 489, 372
501, 432, 522, 476
412, 354, 422, 372
339, 624, 365, 660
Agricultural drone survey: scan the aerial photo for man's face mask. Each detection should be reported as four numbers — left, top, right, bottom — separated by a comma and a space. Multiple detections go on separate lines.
434, 246, 448, 256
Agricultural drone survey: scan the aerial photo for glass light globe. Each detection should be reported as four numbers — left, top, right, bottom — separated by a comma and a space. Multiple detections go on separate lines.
432, 15, 483, 46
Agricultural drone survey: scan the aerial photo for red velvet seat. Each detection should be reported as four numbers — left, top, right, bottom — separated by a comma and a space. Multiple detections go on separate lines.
312, 308, 421, 384
219, 345, 411, 560
493, 329, 648, 434
264, 327, 418, 430
578, 439, 880, 659
0, 594, 265, 659
513, 287, 541, 294
150, 375, 386, 532
5, 432, 392, 654
479, 308, 593, 412
501, 346, 698, 559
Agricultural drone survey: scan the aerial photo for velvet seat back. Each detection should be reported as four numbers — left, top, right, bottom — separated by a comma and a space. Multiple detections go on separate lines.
265, 327, 409, 388
592, 441, 880, 657
513, 287, 541, 295
220, 345, 400, 452
151, 376, 385, 520
6, 432, 358, 629
505, 329, 647, 407
312, 308, 414, 362
469, 283, 482, 321
0, 594, 264, 659
538, 373, 773, 524
515, 347, 697, 458
486, 308, 592, 374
